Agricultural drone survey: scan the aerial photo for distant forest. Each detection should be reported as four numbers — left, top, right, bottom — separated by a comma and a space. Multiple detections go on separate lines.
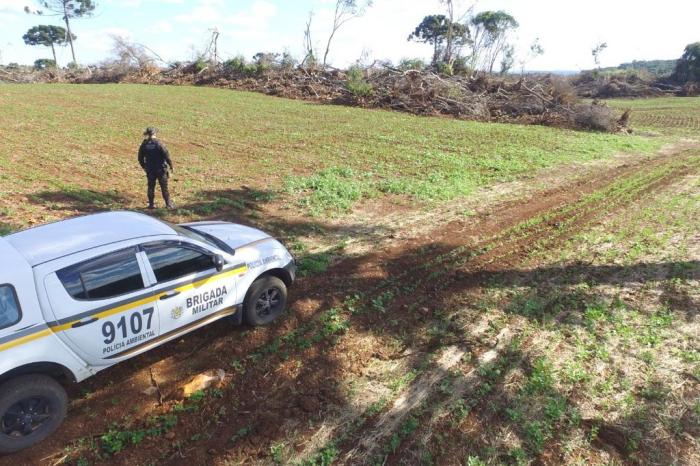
600, 59, 677, 76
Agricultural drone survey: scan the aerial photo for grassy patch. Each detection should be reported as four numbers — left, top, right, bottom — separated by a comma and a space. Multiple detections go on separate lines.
0, 84, 666, 223
100, 414, 178, 456
296, 251, 335, 277
286, 167, 373, 214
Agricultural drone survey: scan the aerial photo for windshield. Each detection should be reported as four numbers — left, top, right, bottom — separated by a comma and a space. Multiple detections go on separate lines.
161, 221, 234, 255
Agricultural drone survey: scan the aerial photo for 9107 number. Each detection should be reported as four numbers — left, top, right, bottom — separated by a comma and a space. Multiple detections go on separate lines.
102, 308, 154, 344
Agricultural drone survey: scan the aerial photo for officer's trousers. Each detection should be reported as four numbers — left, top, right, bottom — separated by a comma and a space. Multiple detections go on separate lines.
147, 170, 171, 207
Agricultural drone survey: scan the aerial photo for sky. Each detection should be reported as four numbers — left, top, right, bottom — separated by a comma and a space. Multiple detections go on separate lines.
0, 0, 698, 70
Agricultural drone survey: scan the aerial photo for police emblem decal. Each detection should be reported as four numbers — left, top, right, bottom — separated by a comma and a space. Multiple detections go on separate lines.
171, 306, 184, 320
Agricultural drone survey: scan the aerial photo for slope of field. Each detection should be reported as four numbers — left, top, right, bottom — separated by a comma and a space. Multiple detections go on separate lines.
0, 88, 697, 466
0, 84, 663, 231
608, 96, 700, 136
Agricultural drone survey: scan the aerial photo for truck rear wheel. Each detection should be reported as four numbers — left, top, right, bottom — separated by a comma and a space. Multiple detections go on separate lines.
0, 374, 68, 454
243, 275, 288, 326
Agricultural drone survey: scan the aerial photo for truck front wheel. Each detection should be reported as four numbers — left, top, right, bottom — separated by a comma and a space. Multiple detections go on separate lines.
243, 275, 288, 326
0, 374, 68, 454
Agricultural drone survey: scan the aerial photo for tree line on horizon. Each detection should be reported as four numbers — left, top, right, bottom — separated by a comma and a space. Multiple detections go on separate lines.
9, 0, 700, 84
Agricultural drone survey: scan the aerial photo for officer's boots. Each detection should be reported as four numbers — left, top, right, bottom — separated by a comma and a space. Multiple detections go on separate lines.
163, 193, 175, 210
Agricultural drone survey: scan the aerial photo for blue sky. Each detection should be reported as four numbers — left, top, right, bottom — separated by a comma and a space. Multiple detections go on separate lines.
0, 0, 698, 70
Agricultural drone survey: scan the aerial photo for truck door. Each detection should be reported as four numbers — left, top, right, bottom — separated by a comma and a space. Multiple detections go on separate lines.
44, 246, 159, 366
141, 242, 239, 337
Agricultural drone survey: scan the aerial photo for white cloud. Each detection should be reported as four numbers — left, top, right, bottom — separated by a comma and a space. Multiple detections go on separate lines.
79, 27, 133, 58
250, 0, 276, 18
106, 0, 184, 7
175, 0, 277, 28
147, 20, 173, 34
0, 0, 29, 13
174, 0, 220, 24
225, 1, 276, 27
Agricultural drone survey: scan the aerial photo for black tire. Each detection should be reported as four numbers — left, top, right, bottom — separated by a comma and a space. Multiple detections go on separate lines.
243, 275, 288, 326
0, 374, 68, 455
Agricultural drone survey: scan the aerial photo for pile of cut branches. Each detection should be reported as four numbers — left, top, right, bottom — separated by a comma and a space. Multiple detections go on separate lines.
2, 63, 630, 132
572, 71, 682, 98
175, 66, 626, 131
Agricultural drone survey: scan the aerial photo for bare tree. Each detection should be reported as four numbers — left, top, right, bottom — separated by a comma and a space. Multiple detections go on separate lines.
465, 12, 487, 72
301, 11, 316, 68
204, 28, 220, 65
322, 0, 372, 68
441, 0, 456, 65
108, 35, 169, 75
111, 35, 153, 69
592, 41, 608, 69
519, 37, 544, 74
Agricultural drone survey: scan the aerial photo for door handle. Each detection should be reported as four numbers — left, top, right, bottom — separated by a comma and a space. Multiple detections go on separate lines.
159, 291, 181, 301
71, 317, 98, 328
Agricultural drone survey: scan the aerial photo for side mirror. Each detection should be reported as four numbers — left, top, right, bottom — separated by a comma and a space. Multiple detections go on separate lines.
213, 254, 225, 272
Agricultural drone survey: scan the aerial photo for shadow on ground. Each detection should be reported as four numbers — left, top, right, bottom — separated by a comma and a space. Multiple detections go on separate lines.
29, 188, 132, 213
23, 231, 696, 465
12, 184, 699, 465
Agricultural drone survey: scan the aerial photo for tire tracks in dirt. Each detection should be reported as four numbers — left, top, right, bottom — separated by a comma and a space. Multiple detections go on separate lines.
292, 148, 699, 465
151, 147, 699, 465
12, 146, 697, 466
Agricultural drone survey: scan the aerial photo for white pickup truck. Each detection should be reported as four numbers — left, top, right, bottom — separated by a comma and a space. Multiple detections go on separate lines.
0, 211, 295, 454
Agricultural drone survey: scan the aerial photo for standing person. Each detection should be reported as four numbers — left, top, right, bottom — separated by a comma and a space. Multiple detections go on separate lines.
138, 127, 174, 209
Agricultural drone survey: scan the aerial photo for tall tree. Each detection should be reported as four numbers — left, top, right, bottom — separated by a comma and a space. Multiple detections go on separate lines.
22, 24, 74, 66
673, 42, 700, 82
469, 10, 518, 73
408, 15, 468, 65
322, 0, 372, 68
25, 1, 96, 65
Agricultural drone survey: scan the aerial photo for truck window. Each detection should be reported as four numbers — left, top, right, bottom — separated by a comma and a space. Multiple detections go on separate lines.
0, 285, 21, 330
144, 244, 214, 283
56, 247, 144, 300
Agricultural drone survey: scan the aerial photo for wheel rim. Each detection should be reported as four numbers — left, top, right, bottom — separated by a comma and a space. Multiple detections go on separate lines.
254, 287, 282, 319
1, 397, 52, 438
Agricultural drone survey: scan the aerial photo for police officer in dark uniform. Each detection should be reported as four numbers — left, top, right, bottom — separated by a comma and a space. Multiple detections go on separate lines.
138, 127, 174, 209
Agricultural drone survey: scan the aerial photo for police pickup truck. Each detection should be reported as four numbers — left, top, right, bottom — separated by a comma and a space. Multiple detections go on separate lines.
0, 211, 295, 454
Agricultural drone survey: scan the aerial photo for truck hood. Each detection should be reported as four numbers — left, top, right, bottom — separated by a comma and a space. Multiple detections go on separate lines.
184, 222, 271, 250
